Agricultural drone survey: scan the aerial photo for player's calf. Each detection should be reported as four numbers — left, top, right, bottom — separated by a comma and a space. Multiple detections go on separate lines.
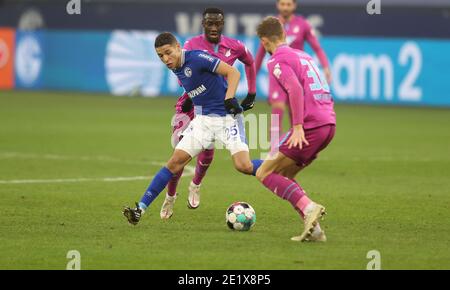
124, 151, 191, 224
231, 151, 253, 175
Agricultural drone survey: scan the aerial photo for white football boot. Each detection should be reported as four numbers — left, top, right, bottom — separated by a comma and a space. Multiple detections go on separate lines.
160, 193, 177, 219
291, 202, 326, 242
304, 223, 327, 242
187, 181, 201, 209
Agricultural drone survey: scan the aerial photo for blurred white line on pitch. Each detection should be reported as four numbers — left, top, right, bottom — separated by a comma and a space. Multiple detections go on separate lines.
0, 166, 194, 185
0, 152, 165, 166
0, 168, 195, 185
0, 176, 151, 184
0, 151, 195, 184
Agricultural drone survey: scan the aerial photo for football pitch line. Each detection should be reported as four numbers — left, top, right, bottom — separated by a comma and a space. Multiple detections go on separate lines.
318, 156, 447, 162
1, 152, 443, 163
0, 152, 164, 166
0, 152, 195, 185
1, 150, 445, 184
0, 176, 153, 184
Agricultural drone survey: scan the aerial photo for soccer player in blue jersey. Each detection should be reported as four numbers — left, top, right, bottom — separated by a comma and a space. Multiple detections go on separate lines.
123, 32, 263, 225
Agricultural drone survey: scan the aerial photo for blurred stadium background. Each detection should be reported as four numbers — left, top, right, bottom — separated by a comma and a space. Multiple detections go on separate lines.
1, 0, 450, 104
0, 0, 450, 270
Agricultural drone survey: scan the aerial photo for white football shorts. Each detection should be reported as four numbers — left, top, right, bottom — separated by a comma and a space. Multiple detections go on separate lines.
176, 114, 249, 157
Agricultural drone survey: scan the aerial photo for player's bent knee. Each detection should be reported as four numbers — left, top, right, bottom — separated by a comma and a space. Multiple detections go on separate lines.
166, 161, 183, 174
255, 167, 269, 182
234, 162, 253, 175
167, 152, 191, 174
277, 167, 292, 179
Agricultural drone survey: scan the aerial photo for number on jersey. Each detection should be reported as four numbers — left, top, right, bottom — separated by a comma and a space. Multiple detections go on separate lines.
300, 58, 330, 92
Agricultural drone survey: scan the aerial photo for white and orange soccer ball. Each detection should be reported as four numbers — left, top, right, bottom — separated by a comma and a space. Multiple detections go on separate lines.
225, 202, 256, 231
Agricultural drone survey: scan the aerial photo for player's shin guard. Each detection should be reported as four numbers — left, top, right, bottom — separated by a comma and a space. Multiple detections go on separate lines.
192, 149, 214, 185
139, 167, 174, 210
261, 172, 310, 216
167, 169, 183, 197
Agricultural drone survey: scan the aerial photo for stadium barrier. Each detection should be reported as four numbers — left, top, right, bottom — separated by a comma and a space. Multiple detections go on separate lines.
0, 28, 15, 90
7, 29, 450, 107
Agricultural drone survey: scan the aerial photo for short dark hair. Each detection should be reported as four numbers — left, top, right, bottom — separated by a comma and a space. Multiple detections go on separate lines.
277, 0, 296, 3
257, 16, 284, 41
203, 7, 224, 18
155, 32, 178, 48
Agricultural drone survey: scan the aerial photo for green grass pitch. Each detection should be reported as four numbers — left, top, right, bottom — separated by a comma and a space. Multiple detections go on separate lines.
0, 90, 449, 269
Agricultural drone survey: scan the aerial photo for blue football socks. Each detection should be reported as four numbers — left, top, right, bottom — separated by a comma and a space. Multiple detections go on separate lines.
139, 167, 174, 210
251, 159, 263, 176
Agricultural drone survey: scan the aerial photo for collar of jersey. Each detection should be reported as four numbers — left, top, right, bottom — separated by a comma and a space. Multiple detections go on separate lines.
278, 14, 297, 26
201, 34, 223, 50
274, 43, 289, 55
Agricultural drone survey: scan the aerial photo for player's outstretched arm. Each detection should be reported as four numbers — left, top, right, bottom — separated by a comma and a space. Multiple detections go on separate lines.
238, 46, 257, 111
270, 61, 307, 149
241, 60, 257, 112
280, 74, 309, 149
254, 44, 266, 74
238, 44, 257, 95
305, 26, 331, 84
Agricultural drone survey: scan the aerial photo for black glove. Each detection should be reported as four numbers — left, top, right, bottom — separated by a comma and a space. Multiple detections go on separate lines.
181, 97, 193, 113
224, 98, 243, 116
240, 92, 256, 111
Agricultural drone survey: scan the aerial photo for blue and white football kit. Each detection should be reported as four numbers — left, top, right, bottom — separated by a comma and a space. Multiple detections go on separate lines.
129, 50, 250, 212
175, 50, 249, 157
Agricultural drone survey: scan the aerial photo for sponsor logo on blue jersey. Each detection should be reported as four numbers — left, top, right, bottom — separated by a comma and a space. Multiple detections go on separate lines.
188, 84, 207, 98
198, 53, 215, 62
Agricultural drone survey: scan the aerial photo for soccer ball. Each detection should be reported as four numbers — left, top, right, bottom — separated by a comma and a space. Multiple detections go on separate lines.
225, 202, 256, 231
